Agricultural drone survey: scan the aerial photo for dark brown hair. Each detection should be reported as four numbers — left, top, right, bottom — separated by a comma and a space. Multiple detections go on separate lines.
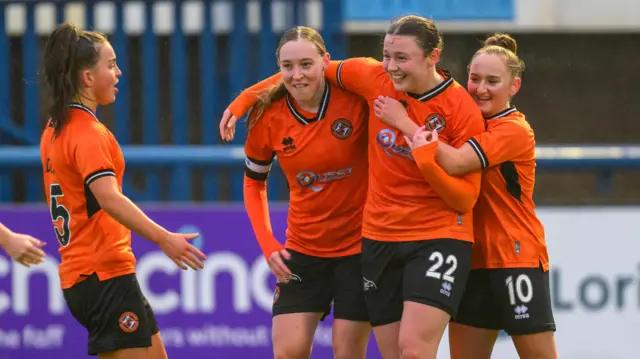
42, 22, 107, 137
471, 33, 525, 79
246, 26, 327, 130
386, 15, 443, 56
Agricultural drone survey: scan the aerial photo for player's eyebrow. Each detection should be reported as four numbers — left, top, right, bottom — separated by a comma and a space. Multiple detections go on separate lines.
384, 50, 410, 56
280, 58, 314, 63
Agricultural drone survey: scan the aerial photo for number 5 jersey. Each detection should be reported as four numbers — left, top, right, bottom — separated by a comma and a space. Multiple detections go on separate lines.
40, 103, 135, 289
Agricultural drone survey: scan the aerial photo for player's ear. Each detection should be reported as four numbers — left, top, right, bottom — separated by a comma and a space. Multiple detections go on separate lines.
80, 69, 94, 88
510, 77, 521, 97
427, 48, 441, 67
322, 52, 330, 71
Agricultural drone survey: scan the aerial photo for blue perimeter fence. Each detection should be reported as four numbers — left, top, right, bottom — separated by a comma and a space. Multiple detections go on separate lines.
2, 145, 640, 202
2, 0, 636, 203
0, 0, 518, 203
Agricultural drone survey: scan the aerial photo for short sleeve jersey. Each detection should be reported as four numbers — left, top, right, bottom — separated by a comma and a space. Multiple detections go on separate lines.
467, 107, 549, 270
335, 58, 485, 242
40, 103, 135, 289
244, 83, 369, 257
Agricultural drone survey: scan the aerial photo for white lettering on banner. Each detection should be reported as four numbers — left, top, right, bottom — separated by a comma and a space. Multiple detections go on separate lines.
552, 268, 640, 311
0, 252, 272, 316
137, 252, 272, 315
0, 325, 65, 350
0, 257, 65, 315
0, 324, 339, 350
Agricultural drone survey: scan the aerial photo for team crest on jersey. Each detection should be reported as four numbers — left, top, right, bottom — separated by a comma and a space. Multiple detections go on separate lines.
331, 118, 353, 140
118, 311, 139, 333
425, 113, 446, 133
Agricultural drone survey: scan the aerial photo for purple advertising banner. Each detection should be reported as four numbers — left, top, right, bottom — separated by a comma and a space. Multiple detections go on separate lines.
0, 205, 381, 359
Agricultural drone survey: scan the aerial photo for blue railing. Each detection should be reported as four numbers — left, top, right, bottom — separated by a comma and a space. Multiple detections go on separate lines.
1, 145, 640, 202
0, 0, 345, 202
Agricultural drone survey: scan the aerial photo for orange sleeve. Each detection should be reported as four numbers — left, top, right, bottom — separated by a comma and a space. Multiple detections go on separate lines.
242, 113, 283, 258
73, 124, 116, 186
227, 57, 385, 118
327, 58, 387, 99
442, 93, 486, 148
228, 73, 282, 119
467, 119, 533, 169
412, 142, 480, 213
243, 175, 284, 259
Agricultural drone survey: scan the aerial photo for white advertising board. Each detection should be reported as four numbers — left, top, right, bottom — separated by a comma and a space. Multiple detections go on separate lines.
436, 206, 640, 359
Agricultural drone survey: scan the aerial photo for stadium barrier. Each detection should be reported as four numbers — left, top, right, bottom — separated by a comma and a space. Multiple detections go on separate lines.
1, 144, 640, 203
0, 0, 345, 203
0, 204, 637, 359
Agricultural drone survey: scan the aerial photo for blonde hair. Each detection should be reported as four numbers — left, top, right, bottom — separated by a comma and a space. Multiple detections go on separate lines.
245, 26, 327, 130
471, 33, 525, 79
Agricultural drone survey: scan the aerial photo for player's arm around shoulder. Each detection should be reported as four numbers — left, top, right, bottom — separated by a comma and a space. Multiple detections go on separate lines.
408, 128, 480, 214
329, 57, 387, 99
469, 116, 534, 169
434, 92, 486, 176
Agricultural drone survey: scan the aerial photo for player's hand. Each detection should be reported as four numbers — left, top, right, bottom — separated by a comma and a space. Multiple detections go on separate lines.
405, 125, 437, 149
268, 249, 292, 282
157, 232, 207, 270
1, 232, 46, 267
373, 96, 409, 128
219, 109, 239, 142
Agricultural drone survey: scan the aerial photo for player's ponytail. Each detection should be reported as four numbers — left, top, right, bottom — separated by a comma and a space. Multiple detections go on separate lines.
42, 23, 106, 137
246, 82, 287, 130
471, 33, 525, 79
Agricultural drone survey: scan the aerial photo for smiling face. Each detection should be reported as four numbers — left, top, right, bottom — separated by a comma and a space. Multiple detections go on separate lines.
467, 53, 521, 117
278, 38, 329, 103
382, 34, 439, 93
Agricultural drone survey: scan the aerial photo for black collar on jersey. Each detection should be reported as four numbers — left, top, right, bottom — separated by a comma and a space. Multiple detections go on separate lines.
285, 82, 331, 126
406, 68, 454, 102
485, 106, 517, 120
68, 102, 99, 121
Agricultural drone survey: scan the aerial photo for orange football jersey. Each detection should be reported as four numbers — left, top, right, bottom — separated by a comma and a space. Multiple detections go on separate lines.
244, 83, 369, 257
40, 103, 135, 289
467, 107, 549, 270
333, 58, 485, 243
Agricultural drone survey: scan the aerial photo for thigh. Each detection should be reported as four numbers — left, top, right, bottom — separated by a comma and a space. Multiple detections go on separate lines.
361, 237, 404, 327
451, 269, 502, 331
332, 319, 371, 359
402, 239, 473, 317
448, 323, 499, 359
490, 266, 557, 336
333, 254, 369, 322
65, 273, 158, 356
273, 250, 334, 318
272, 312, 323, 359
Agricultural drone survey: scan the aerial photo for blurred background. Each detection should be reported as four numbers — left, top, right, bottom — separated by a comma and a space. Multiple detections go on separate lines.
0, 0, 638, 358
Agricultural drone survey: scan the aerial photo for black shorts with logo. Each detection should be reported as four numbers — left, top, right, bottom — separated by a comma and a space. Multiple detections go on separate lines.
452, 266, 556, 336
272, 250, 369, 322
361, 237, 473, 327
63, 273, 159, 356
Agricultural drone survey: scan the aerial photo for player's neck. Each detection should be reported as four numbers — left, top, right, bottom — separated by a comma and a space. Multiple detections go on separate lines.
410, 68, 444, 95
295, 79, 326, 113
72, 93, 98, 114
